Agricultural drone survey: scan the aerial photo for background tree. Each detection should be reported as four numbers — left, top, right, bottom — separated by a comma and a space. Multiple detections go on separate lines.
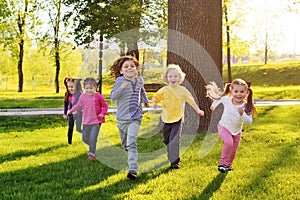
65, 0, 167, 58
36, 0, 77, 93
222, 0, 248, 82
1, 0, 37, 92
168, 0, 222, 133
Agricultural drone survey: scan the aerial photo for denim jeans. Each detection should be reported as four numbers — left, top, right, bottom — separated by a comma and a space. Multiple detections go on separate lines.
82, 124, 101, 154
67, 114, 82, 145
117, 119, 141, 173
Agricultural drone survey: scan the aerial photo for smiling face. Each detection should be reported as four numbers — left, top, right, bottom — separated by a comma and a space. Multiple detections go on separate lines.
67, 81, 76, 94
166, 69, 180, 87
84, 83, 96, 96
120, 60, 138, 80
231, 84, 247, 105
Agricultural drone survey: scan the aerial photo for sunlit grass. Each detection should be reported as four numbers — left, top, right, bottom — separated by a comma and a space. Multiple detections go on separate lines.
1, 106, 299, 199
252, 85, 300, 100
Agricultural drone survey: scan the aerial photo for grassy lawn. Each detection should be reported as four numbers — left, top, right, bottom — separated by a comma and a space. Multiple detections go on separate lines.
0, 106, 299, 199
0, 61, 299, 199
1, 61, 299, 109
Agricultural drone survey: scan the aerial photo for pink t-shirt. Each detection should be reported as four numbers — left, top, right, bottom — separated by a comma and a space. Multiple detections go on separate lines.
70, 93, 108, 125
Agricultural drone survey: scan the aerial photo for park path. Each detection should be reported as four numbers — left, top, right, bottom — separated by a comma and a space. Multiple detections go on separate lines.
0, 99, 300, 117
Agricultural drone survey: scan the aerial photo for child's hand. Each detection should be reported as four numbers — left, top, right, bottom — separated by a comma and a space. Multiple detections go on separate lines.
121, 82, 129, 89
238, 107, 244, 115
98, 114, 104, 118
63, 115, 67, 119
198, 110, 204, 116
67, 111, 72, 115
210, 106, 215, 111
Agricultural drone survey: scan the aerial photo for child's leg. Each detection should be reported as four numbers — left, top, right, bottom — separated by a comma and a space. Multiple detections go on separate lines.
126, 120, 140, 174
117, 120, 140, 174
67, 115, 75, 145
88, 124, 100, 154
227, 133, 241, 165
166, 120, 182, 165
75, 114, 83, 133
218, 125, 234, 166
162, 123, 171, 145
82, 125, 90, 145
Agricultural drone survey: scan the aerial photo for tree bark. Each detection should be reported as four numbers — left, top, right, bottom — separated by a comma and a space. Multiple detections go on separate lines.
168, 0, 223, 133
224, 3, 232, 82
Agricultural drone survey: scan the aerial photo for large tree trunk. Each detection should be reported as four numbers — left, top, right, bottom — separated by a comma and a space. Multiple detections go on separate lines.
168, 0, 223, 133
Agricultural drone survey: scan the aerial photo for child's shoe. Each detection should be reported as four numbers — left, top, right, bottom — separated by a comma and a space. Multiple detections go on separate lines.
88, 153, 96, 160
127, 171, 137, 180
170, 162, 180, 169
218, 164, 232, 173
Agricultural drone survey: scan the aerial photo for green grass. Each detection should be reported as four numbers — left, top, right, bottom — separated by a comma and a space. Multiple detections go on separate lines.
222, 61, 300, 86
1, 106, 299, 199
1, 61, 299, 109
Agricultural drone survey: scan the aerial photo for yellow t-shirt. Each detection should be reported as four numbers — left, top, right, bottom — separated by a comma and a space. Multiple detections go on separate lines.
153, 85, 196, 123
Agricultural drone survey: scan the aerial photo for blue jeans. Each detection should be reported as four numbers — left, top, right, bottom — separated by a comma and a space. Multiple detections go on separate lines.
117, 119, 141, 173
82, 124, 101, 154
67, 114, 82, 145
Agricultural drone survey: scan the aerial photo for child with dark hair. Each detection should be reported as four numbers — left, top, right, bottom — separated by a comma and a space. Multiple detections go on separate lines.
206, 78, 256, 173
110, 55, 149, 180
63, 78, 83, 145
69, 77, 108, 160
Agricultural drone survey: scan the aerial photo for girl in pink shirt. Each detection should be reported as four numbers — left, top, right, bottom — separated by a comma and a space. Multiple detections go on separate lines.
69, 78, 108, 160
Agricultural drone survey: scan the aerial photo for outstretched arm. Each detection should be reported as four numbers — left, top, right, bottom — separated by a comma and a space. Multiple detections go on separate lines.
190, 102, 204, 116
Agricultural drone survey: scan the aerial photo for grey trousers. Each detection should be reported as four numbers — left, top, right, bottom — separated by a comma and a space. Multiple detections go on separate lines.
117, 119, 141, 173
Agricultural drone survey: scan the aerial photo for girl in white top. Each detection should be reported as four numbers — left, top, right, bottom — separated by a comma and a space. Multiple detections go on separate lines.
206, 78, 256, 173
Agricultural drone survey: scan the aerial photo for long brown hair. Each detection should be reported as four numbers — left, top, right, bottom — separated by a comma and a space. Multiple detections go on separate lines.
109, 55, 140, 79
63, 78, 82, 102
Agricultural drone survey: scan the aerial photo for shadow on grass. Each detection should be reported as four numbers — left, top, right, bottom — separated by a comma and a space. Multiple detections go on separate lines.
237, 143, 299, 199
0, 144, 66, 164
0, 152, 173, 200
188, 172, 228, 200
0, 116, 67, 133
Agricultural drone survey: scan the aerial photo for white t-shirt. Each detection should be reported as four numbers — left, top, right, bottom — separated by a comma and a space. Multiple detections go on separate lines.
211, 96, 252, 135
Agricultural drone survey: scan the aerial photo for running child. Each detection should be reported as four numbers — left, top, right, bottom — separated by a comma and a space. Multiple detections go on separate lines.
110, 55, 149, 180
152, 64, 204, 169
206, 79, 256, 173
69, 77, 108, 160
63, 78, 83, 145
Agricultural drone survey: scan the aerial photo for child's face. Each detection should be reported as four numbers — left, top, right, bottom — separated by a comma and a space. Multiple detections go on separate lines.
167, 69, 180, 87
231, 84, 247, 104
67, 82, 76, 94
84, 83, 96, 96
120, 60, 138, 79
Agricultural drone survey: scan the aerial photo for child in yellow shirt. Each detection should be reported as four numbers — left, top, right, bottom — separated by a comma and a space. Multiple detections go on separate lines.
153, 64, 204, 169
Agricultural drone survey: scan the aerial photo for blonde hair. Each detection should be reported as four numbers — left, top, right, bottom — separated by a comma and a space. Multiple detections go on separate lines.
162, 64, 186, 84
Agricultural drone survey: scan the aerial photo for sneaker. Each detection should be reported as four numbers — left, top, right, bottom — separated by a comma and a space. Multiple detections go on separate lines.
127, 172, 137, 180
170, 162, 180, 169
218, 164, 232, 173
88, 153, 96, 160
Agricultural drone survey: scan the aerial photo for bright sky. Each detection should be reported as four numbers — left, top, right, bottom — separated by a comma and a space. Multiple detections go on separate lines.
238, 0, 300, 55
